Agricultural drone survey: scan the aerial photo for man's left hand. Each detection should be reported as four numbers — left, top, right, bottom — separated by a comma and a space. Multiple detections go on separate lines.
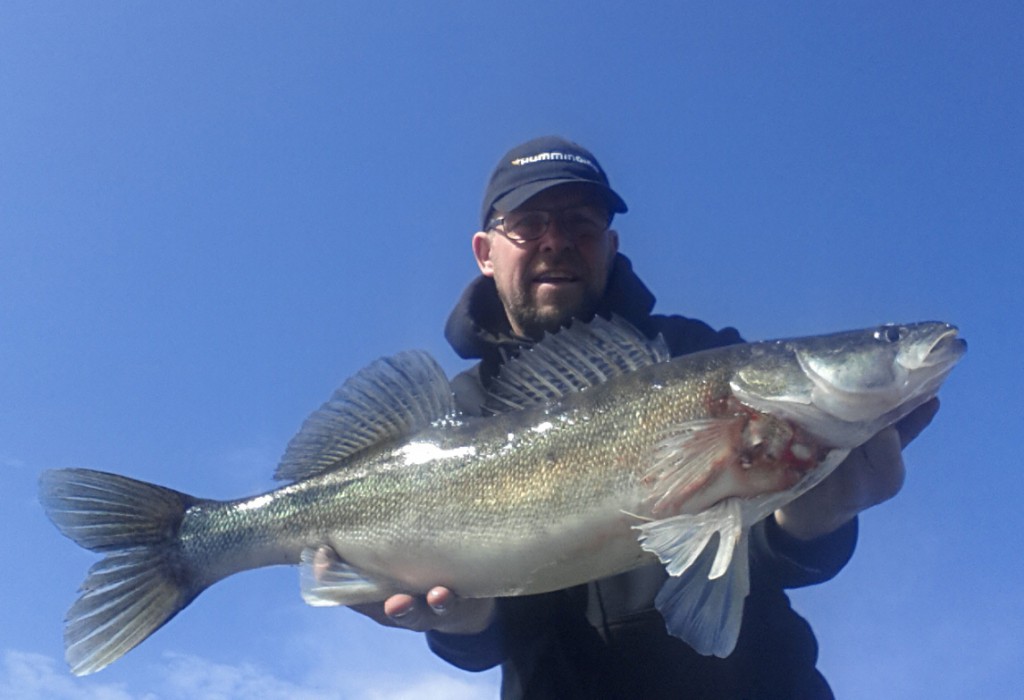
773, 397, 941, 540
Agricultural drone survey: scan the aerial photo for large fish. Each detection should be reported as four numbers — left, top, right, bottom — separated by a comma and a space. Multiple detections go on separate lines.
40, 317, 965, 675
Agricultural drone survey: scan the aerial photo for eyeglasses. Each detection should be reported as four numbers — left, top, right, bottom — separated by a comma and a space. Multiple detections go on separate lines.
487, 206, 611, 243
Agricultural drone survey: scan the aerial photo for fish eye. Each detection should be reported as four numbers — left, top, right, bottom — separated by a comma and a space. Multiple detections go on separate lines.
874, 326, 902, 343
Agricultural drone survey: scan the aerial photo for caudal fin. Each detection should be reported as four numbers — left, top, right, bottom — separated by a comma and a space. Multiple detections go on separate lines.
39, 468, 202, 675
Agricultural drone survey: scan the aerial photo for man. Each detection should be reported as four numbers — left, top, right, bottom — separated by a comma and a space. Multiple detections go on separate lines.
353, 136, 938, 698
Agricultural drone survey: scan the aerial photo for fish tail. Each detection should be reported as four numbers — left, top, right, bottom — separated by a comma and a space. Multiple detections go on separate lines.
39, 468, 203, 676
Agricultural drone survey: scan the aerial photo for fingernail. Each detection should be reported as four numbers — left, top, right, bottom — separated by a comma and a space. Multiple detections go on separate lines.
390, 606, 412, 619
429, 601, 447, 614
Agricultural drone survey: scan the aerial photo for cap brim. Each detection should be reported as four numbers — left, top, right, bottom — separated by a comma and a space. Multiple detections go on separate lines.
488, 179, 628, 227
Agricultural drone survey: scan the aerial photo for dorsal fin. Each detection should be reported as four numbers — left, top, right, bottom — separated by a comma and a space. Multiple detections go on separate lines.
274, 350, 456, 481
485, 315, 670, 413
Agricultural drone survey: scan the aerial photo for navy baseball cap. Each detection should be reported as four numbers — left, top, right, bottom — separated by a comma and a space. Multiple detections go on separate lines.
480, 136, 628, 230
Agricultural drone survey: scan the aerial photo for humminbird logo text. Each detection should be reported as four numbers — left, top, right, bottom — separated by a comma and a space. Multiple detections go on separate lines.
510, 151, 599, 172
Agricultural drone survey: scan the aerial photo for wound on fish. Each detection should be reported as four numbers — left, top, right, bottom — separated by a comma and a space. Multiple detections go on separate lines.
721, 402, 826, 497
644, 405, 826, 520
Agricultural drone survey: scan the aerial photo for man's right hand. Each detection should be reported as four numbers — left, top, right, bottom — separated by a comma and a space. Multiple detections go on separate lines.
350, 587, 496, 635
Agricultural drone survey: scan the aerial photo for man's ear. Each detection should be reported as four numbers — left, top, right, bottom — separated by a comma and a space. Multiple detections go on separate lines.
607, 229, 620, 261
472, 231, 495, 277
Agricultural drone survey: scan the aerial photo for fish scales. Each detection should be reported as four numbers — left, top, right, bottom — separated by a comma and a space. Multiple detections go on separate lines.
39, 316, 965, 674
260, 360, 728, 595
164, 346, 783, 600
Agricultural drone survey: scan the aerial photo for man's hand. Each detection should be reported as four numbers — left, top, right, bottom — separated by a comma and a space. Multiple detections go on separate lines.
774, 398, 941, 541
309, 547, 496, 634
350, 588, 496, 635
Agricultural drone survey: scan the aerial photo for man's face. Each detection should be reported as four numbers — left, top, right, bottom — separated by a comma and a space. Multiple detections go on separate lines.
472, 183, 619, 339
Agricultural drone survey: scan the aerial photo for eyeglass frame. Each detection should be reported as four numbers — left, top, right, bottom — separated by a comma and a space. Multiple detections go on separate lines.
486, 205, 613, 243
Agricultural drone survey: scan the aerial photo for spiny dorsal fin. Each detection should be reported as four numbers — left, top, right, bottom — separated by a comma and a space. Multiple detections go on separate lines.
275, 350, 456, 481
485, 315, 670, 413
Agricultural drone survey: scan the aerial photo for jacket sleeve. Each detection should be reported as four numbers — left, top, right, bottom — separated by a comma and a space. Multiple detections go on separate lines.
749, 514, 859, 589
428, 588, 614, 696
426, 590, 596, 673
426, 615, 506, 672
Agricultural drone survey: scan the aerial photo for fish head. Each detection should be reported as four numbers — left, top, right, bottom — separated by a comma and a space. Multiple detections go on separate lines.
730, 322, 966, 447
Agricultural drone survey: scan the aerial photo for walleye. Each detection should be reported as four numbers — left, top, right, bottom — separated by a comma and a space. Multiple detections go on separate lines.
40, 317, 965, 675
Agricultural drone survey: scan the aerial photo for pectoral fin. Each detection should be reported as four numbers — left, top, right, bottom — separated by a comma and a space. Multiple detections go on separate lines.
299, 546, 390, 607
643, 417, 746, 517
636, 499, 750, 657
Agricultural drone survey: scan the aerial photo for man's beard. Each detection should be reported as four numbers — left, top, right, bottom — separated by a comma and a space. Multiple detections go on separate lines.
499, 282, 603, 340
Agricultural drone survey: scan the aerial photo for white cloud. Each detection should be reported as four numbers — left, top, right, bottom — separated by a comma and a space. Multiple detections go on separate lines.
0, 650, 150, 700
1, 455, 27, 471
161, 652, 495, 700
1, 650, 495, 700
357, 672, 494, 700
158, 652, 339, 700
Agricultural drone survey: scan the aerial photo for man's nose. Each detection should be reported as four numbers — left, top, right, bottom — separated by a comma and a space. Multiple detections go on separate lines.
538, 217, 573, 251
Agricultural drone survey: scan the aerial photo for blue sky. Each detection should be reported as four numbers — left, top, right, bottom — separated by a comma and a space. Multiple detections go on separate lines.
2, 2, 1020, 698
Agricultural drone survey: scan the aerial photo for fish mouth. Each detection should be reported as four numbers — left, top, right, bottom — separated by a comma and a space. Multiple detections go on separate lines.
903, 324, 967, 370
930, 326, 967, 363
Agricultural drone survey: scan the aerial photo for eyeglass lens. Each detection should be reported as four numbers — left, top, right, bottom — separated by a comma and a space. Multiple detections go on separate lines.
504, 208, 608, 241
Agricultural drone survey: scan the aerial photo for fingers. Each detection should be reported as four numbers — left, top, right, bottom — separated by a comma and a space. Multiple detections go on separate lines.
348, 600, 401, 627
775, 427, 906, 540
382, 588, 449, 630
381, 588, 495, 634
348, 590, 456, 631
426, 586, 454, 613
895, 397, 940, 447
857, 426, 906, 505
767, 400, 940, 541
311, 546, 496, 634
